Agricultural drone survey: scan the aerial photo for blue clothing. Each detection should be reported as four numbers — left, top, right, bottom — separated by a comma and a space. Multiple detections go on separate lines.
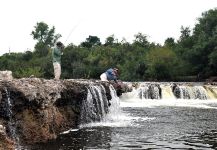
105, 68, 117, 81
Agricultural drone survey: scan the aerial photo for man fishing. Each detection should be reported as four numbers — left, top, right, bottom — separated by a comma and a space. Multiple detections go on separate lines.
52, 41, 64, 80
100, 68, 119, 82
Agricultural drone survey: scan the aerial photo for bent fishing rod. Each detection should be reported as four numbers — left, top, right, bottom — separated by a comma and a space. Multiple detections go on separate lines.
64, 21, 82, 46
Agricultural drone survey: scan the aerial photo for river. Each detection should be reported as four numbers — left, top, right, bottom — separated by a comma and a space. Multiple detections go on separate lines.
30, 83, 217, 150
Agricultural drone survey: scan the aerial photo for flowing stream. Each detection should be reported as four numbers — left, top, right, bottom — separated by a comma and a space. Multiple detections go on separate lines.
4, 88, 21, 150
31, 82, 217, 149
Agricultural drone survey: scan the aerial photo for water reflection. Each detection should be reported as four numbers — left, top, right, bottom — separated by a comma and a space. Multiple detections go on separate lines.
31, 127, 112, 150
182, 129, 217, 149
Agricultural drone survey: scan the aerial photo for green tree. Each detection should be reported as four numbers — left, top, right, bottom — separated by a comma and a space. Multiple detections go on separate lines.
104, 35, 116, 46
185, 8, 217, 77
133, 32, 149, 48
164, 37, 176, 49
81, 35, 101, 48
31, 22, 61, 56
145, 48, 179, 80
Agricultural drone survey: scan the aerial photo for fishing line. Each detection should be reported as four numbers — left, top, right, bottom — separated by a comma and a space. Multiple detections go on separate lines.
64, 21, 82, 45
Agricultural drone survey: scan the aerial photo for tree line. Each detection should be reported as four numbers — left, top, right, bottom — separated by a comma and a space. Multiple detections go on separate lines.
0, 8, 216, 81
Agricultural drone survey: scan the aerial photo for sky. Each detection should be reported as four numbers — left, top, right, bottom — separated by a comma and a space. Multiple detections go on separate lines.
0, 0, 216, 56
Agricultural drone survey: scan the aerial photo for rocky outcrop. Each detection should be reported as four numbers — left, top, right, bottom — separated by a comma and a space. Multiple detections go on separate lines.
0, 78, 124, 148
0, 71, 13, 81
0, 124, 14, 150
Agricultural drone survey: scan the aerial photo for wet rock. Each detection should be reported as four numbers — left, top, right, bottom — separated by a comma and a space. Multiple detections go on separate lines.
171, 83, 181, 99
0, 78, 119, 147
0, 124, 14, 150
138, 83, 162, 99
110, 81, 133, 96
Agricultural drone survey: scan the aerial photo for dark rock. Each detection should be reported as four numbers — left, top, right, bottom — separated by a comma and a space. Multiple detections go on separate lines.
0, 78, 122, 147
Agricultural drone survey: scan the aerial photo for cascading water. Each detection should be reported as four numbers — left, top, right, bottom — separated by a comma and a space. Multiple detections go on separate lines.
79, 84, 123, 127
105, 85, 121, 120
173, 84, 208, 99
193, 86, 208, 99
124, 82, 215, 100
137, 83, 161, 99
4, 88, 21, 149
34, 82, 217, 149
80, 84, 109, 124
4, 88, 16, 139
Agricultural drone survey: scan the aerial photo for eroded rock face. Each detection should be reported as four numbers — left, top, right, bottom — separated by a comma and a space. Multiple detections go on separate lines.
0, 78, 121, 147
0, 124, 14, 150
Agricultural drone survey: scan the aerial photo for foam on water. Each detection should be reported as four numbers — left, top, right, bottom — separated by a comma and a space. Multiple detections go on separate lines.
79, 85, 156, 128
79, 114, 155, 128
120, 98, 217, 109
60, 129, 79, 134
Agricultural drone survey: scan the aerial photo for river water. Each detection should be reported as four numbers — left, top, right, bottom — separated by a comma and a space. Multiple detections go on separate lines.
31, 97, 217, 150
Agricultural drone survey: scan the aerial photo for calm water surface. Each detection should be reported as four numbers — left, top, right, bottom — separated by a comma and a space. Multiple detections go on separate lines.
30, 99, 217, 150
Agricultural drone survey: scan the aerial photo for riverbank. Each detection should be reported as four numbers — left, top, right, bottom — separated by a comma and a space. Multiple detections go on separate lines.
0, 78, 129, 149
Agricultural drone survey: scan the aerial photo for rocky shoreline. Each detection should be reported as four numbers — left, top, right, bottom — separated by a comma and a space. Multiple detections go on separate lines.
0, 78, 128, 149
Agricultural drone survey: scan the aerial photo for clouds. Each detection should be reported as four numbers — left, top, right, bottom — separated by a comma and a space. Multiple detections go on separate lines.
0, 0, 216, 56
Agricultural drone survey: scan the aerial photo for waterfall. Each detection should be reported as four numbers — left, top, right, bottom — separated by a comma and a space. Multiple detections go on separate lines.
4, 88, 21, 149
4, 88, 12, 119
80, 84, 122, 126
80, 84, 109, 124
137, 83, 161, 99
204, 86, 217, 99
4, 88, 16, 139
173, 85, 208, 99
161, 85, 175, 99
106, 85, 121, 120
121, 82, 216, 100
193, 86, 208, 99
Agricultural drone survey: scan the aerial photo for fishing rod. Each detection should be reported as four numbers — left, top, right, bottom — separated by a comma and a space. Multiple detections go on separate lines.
64, 21, 81, 45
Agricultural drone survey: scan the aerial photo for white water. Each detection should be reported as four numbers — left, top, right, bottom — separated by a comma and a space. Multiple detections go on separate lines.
120, 99, 217, 109
120, 83, 217, 109
80, 84, 109, 124
79, 85, 137, 128
4, 88, 21, 150
35, 82, 217, 149
68, 83, 217, 132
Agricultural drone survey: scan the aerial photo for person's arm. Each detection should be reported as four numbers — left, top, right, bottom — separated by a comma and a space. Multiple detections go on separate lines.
113, 75, 118, 83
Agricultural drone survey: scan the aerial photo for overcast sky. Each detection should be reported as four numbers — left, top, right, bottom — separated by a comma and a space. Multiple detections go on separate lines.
0, 0, 216, 56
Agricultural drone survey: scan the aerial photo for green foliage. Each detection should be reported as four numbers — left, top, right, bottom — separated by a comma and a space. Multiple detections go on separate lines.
164, 37, 176, 48
22, 51, 33, 61
34, 42, 49, 57
133, 32, 149, 48
31, 22, 61, 56
145, 48, 179, 80
1, 8, 217, 81
61, 45, 90, 79
81, 35, 101, 48
174, 8, 217, 77
14, 67, 43, 78
104, 35, 115, 46
208, 49, 217, 75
